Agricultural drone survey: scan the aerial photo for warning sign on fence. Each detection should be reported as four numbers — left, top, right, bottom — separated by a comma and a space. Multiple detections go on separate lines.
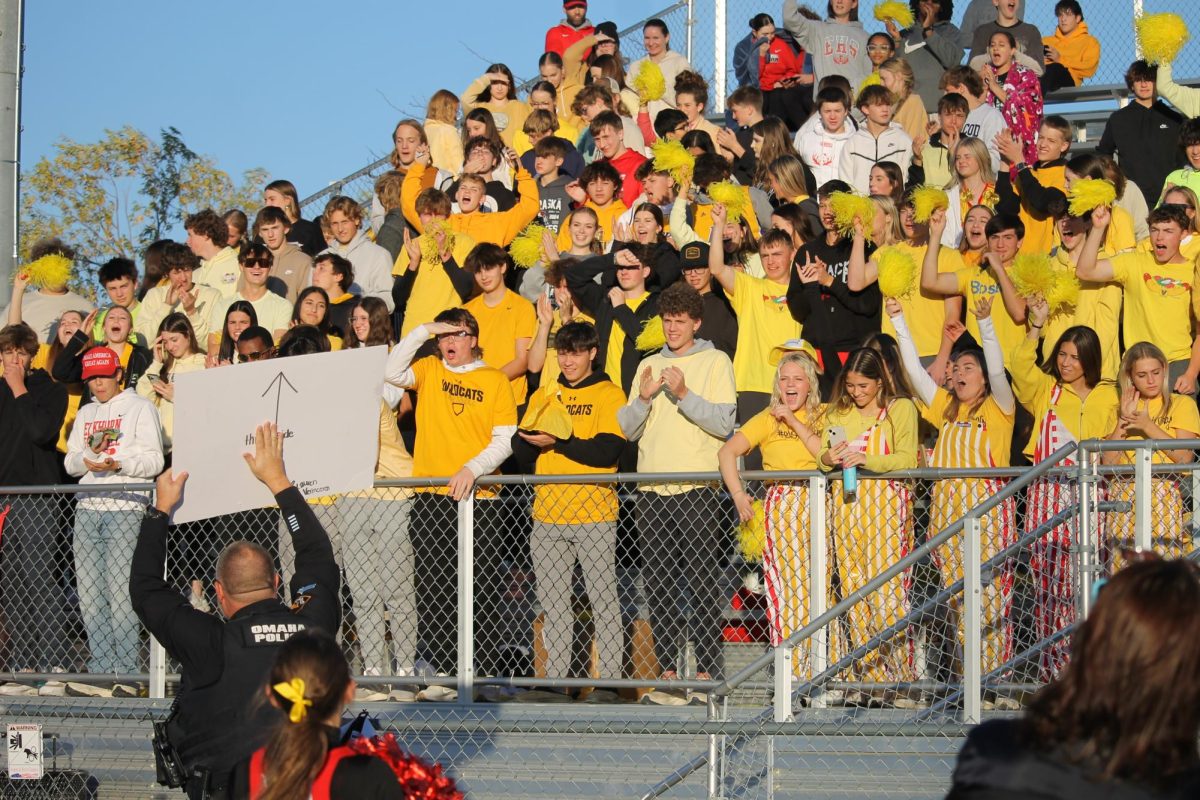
6, 724, 42, 780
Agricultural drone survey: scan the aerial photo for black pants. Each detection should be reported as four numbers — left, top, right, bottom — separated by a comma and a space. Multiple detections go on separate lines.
1039, 62, 1077, 96
764, 84, 813, 132
636, 488, 728, 678
738, 392, 771, 472
409, 492, 505, 676
0, 494, 70, 671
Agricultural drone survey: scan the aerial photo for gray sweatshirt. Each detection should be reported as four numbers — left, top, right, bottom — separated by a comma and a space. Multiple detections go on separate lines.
782, 0, 870, 98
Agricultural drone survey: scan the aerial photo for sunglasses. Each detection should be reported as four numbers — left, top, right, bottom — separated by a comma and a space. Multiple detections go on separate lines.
436, 330, 473, 341
237, 347, 274, 363
242, 258, 270, 268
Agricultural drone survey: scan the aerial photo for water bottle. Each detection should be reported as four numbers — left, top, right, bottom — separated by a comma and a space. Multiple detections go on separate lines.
843, 464, 858, 494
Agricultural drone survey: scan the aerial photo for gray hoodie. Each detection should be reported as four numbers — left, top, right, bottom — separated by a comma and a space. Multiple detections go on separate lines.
782, 0, 870, 98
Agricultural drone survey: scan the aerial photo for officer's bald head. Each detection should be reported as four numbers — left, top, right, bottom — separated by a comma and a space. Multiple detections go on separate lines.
215, 541, 276, 599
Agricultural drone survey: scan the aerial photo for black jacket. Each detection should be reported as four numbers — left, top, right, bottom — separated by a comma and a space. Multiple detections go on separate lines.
288, 218, 328, 258
948, 719, 1200, 800
567, 252, 665, 395
1097, 100, 1185, 206
52, 330, 153, 406
699, 288, 738, 362
0, 368, 67, 485
129, 487, 341, 792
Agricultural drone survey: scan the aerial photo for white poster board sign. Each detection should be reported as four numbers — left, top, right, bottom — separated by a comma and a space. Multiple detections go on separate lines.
171, 346, 388, 523
7, 723, 42, 780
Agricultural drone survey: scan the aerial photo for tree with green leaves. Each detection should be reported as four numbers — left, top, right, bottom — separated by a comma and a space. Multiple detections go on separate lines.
20, 126, 267, 290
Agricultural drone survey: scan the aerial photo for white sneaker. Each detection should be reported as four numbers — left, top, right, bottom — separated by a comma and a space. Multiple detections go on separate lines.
641, 689, 688, 706
37, 680, 66, 697
65, 682, 112, 698
0, 683, 37, 696
354, 687, 390, 702
416, 685, 458, 702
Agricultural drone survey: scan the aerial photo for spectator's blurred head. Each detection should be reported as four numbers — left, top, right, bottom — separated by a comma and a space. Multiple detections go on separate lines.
215, 540, 278, 614
455, 174, 488, 214
940, 66, 985, 101
680, 129, 715, 157
656, 282, 704, 354
1179, 118, 1200, 169
758, 228, 794, 282
235, 326, 275, 363
161, 242, 201, 291
1037, 116, 1074, 164
263, 180, 302, 223
692, 152, 731, 190
238, 242, 274, 288
277, 324, 330, 357
425, 90, 460, 125
592, 21, 620, 58
464, 107, 501, 146
311, 254, 353, 296
478, 63, 517, 104
373, 171, 405, 213
984, 213, 1025, 263
572, 84, 615, 122
465, 243, 510, 295
322, 196, 362, 246
678, 241, 712, 294
856, 85, 895, 125
869, 161, 905, 204
562, 0, 588, 28
674, 71, 709, 123
348, 296, 393, 348
952, 137, 995, 185
879, 57, 914, 101
1161, 186, 1199, 233
415, 189, 453, 226
0, 323, 39, 368
254, 206, 292, 250
98, 257, 138, 309
749, 12, 775, 39
817, 87, 851, 133
826, 0, 859, 23
1124, 60, 1157, 100
184, 209, 226, 257
1146, 204, 1189, 263
224, 209, 248, 248
554, 321, 599, 384
80, 346, 124, 402
580, 161, 622, 206
637, 161, 675, 204
653, 108, 689, 141
770, 202, 820, 248
1023, 559, 1200, 789
156, 311, 201, 363
589, 111, 625, 158
642, 19, 669, 58
936, 93, 969, 137
632, 203, 665, 243
533, 136, 568, 177
615, 243, 655, 292
390, 119, 427, 169
727, 86, 764, 126
464, 135, 502, 174
293, 286, 331, 332
538, 51, 565, 88
1054, 0, 1083, 33
867, 32, 895, 68
527, 83, 559, 122
140, 239, 172, 300
565, 207, 603, 252
101, 304, 133, 346
962, 205, 995, 252
433, 307, 482, 365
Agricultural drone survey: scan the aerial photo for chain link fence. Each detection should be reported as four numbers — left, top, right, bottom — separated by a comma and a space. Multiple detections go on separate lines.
2, 440, 1196, 798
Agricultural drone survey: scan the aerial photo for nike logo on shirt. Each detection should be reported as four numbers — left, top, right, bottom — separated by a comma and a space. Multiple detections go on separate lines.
904, 41, 927, 54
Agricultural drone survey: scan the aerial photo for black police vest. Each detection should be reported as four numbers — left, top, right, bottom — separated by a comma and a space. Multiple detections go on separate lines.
169, 600, 310, 782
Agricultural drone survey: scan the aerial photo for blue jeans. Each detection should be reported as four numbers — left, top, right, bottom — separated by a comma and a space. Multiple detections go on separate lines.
74, 508, 141, 674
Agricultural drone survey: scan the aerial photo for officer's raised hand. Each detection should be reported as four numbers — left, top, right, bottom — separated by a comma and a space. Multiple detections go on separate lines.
244, 422, 291, 494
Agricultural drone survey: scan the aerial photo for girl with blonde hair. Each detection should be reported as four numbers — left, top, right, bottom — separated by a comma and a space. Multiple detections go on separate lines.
879, 57, 926, 143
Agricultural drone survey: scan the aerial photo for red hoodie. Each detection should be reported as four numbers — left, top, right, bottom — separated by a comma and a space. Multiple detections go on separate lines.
545, 20, 594, 57
605, 148, 648, 208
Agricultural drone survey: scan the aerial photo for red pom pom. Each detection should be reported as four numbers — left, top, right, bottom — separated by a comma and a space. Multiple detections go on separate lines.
349, 734, 464, 799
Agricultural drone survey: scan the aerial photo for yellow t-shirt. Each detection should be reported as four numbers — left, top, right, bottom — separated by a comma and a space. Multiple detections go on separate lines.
1106, 393, 1200, 464
464, 289, 538, 404
527, 377, 627, 524
1110, 250, 1194, 362
954, 263, 1025, 368
739, 407, 821, 471
604, 293, 648, 387
881, 243, 963, 358
409, 356, 517, 491
397, 229, 478, 337
924, 389, 1014, 467
818, 399, 919, 473
726, 271, 801, 394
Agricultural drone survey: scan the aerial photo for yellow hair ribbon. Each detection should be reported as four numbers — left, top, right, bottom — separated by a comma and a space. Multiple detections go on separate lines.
274, 678, 312, 723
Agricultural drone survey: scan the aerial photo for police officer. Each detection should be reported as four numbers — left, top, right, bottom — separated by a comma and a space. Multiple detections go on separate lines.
130, 421, 341, 799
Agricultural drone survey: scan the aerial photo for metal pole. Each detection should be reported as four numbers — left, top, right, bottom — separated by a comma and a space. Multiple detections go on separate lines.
1133, 447, 1152, 553
807, 473, 827, 708
713, 0, 727, 114
685, 0, 694, 66
0, 0, 25, 307
1077, 448, 1097, 619
962, 516, 982, 724
706, 695, 721, 799
456, 494, 475, 705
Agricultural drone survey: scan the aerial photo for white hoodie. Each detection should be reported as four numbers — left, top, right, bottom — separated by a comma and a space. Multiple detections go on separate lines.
321, 231, 396, 312
795, 120, 856, 191
837, 123, 914, 194
66, 388, 165, 512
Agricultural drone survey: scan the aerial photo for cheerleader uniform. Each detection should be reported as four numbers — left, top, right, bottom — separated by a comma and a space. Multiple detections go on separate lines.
740, 406, 834, 678
894, 314, 1017, 675
1010, 333, 1119, 679
819, 398, 919, 684
1103, 393, 1200, 568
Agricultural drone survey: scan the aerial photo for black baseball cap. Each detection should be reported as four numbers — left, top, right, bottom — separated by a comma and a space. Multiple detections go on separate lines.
679, 242, 710, 270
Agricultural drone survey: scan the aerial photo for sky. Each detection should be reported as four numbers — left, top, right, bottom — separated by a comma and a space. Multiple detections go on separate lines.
21, 0, 1199, 213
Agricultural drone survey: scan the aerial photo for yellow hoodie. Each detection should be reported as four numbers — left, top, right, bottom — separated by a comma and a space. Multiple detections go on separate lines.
1043, 22, 1100, 85
401, 162, 540, 247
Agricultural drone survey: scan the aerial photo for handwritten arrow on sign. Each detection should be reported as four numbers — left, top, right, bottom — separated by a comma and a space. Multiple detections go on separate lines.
261, 372, 298, 425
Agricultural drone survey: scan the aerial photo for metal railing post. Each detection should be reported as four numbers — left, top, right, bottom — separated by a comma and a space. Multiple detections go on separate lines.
706, 695, 723, 799
1077, 447, 1099, 619
807, 473, 827, 709
962, 515, 982, 724
149, 638, 166, 699
772, 645, 792, 723
457, 493, 475, 704
685, 0, 695, 65
1133, 446, 1152, 553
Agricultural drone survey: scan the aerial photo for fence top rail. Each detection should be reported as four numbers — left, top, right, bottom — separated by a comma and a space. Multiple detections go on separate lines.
1080, 438, 1200, 453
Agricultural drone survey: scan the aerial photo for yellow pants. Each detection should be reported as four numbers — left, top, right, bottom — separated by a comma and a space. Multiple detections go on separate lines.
829, 478, 914, 683
763, 484, 839, 679
930, 478, 1016, 676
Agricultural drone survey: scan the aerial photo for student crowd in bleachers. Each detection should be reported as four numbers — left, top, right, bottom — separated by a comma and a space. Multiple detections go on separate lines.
4, 0, 1200, 711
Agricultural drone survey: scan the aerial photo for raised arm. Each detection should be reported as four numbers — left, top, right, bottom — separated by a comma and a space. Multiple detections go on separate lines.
707, 203, 738, 293
1075, 205, 1116, 282
527, 294, 554, 374
985, 253, 1028, 324
887, 299, 938, 407
846, 223, 878, 292
669, 181, 700, 246
972, 297, 1016, 414
922, 210, 963, 295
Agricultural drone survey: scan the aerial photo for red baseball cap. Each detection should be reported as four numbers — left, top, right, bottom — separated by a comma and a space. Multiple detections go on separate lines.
563, 0, 587, 7
81, 346, 121, 380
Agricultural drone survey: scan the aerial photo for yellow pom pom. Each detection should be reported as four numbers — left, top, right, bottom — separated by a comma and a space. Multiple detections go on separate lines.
1007, 253, 1056, 300
651, 139, 695, 185
1045, 267, 1080, 314
856, 71, 883, 101
418, 219, 456, 267
1067, 178, 1117, 218
737, 500, 767, 564
830, 192, 876, 240
911, 185, 950, 223
632, 60, 666, 102
21, 254, 73, 290
1136, 12, 1190, 66
873, 1, 915, 30
635, 316, 666, 352
876, 247, 918, 299
519, 388, 574, 439
707, 181, 750, 224
509, 223, 548, 269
